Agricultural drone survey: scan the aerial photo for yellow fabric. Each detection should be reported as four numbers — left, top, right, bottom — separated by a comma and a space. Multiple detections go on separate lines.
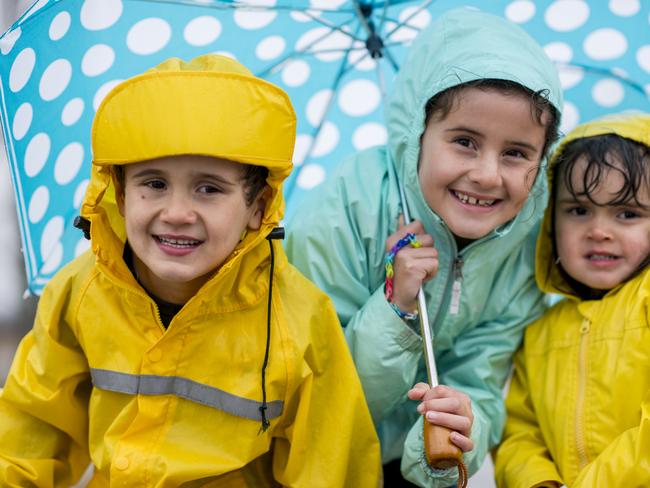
495, 113, 650, 487
0, 55, 381, 487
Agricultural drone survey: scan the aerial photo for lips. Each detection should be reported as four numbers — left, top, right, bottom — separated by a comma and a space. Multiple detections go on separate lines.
587, 253, 619, 261
452, 190, 499, 207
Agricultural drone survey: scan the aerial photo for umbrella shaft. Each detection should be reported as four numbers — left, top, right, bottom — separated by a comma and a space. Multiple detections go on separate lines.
417, 288, 438, 386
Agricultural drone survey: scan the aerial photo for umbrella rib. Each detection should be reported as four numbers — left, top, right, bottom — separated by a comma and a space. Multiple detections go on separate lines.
558, 61, 649, 95
142, 0, 357, 14
378, 0, 391, 33
384, 0, 435, 39
255, 17, 358, 77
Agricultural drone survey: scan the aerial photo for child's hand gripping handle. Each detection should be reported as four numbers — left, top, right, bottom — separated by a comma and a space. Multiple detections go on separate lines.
424, 422, 462, 469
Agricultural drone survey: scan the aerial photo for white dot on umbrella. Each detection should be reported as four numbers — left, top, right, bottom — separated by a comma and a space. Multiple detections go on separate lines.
545, 0, 589, 32
584, 28, 627, 61
24, 133, 51, 177
54, 142, 85, 185
293, 134, 312, 166
560, 101, 580, 134
609, 0, 640, 16
39, 59, 72, 101
339, 79, 381, 117
40, 242, 64, 275
234, 0, 278, 30
9, 48, 36, 93
13, 102, 33, 141
0, 27, 21, 55
184, 16, 222, 46
592, 78, 624, 107
296, 27, 351, 62
75, 238, 91, 257
127, 18, 171, 55
40, 216, 64, 260
544, 42, 573, 63
297, 164, 326, 190
80, 0, 123, 30
348, 42, 375, 72
505, 1, 536, 23
311, 122, 339, 158
74, 179, 90, 209
256, 35, 285, 60
353, 123, 387, 151
82, 44, 115, 77
399, 6, 432, 30
49, 11, 71, 40
28, 186, 50, 224
62, 98, 85, 126
93, 79, 123, 111
281, 60, 310, 87
310, 0, 346, 8
306, 89, 333, 127
290, 10, 313, 22
557, 64, 584, 90
637, 45, 650, 74
387, 21, 419, 45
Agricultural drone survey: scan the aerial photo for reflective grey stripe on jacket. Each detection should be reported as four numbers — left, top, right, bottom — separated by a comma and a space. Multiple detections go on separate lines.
90, 368, 284, 420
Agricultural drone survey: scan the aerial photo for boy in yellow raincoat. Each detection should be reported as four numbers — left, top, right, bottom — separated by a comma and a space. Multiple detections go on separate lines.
495, 113, 650, 487
0, 54, 381, 487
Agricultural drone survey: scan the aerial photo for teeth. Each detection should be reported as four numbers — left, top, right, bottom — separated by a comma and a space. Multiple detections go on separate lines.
454, 191, 495, 207
158, 236, 200, 247
590, 254, 616, 261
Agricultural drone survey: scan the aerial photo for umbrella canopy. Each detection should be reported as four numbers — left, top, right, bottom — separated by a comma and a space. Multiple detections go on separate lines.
1, 0, 649, 294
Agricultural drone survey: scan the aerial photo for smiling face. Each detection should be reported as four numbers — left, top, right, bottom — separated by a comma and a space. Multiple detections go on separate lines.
117, 155, 266, 304
554, 155, 650, 291
418, 86, 548, 244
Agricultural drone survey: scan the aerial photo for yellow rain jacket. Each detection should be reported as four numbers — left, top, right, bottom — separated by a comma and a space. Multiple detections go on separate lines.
0, 55, 381, 487
495, 114, 650, 487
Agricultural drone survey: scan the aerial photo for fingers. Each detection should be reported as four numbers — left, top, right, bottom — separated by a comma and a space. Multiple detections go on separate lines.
449, 431, 474, 453
386, 219, 429, 250
413, 385, 474, 447
407, 382, 430, 400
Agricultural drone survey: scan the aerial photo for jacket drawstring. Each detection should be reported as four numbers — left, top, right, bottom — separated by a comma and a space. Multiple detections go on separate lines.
259, 227, 284, 433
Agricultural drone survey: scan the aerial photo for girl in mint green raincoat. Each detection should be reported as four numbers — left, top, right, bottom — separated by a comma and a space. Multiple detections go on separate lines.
287, 8, 562, 487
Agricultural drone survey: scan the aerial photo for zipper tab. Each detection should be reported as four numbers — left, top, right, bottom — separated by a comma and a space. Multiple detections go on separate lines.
449, 257, 464, 315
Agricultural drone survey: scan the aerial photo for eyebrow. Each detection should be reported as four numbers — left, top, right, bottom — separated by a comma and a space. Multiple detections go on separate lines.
129, 169, 237, 186
446, 126, 540, 152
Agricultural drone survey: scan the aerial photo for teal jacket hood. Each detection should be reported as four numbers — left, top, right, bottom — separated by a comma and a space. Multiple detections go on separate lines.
388, 8, 563, 239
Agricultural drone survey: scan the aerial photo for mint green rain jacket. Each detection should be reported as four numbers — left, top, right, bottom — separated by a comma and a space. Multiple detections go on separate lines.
287, 8, 562, 487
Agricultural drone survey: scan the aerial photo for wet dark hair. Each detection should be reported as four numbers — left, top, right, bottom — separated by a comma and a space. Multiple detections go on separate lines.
424, 79, 560, 161
112, 159, 268, 207
550, 133, 650, 299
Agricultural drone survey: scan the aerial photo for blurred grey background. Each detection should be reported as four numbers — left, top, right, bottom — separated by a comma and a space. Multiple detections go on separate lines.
0, 0, 38, 385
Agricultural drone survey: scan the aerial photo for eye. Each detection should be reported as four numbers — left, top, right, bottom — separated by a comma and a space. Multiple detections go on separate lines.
197, 184, 222, 194
619, 209, 640, 220
504, 148, 527, 159
144, 179, 166, 190
567, 206, 587, 216
453, 137, 474, 149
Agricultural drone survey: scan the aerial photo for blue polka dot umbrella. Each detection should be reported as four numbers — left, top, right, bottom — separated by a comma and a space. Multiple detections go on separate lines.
1, 0, 649, 294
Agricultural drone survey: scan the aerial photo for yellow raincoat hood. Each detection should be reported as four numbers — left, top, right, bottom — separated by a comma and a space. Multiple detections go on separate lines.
536, 113, 650, 297
81, 54, 295, 282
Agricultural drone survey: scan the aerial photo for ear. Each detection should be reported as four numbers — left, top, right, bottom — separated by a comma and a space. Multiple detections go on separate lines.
247, 186, 269, 230
112, 166, 126, 217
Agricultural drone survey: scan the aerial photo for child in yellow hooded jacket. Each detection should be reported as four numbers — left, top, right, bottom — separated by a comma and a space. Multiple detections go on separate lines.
495, 113, 650, 487
0, 55, 381, 487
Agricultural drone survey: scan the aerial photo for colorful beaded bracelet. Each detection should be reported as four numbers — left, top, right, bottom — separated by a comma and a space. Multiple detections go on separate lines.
385, 232, 420, 321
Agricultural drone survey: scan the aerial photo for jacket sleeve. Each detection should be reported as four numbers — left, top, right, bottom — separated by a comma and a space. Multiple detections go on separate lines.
401, 267, 547, 487
493, 347, 563, 488
571, 389, 650, 486
286, 168, 424, 425
0, 275, 91, 487
271, 293, 382, 487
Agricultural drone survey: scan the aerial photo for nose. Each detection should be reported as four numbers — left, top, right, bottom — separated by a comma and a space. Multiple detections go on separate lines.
587, 218, 612, 241
467, 154, 501, 188
160, 192, 197, 225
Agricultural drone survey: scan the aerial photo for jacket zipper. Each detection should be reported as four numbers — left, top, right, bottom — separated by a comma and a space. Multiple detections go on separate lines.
575, 318, 590, 469
449, 257, 464, 315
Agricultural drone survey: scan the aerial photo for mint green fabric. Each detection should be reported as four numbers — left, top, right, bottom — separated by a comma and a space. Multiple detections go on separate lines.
287, 8, 562, 487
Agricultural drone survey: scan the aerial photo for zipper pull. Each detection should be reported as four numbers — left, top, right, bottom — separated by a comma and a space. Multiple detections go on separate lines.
449, 257, 464, 315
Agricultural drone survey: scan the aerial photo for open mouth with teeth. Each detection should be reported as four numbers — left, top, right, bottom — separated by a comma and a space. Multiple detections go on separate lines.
452, 190, 498, 207
587, 253, 619, 262
154, 235, 202, 248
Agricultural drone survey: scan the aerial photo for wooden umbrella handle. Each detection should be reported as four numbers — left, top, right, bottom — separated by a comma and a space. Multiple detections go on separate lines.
424, 422, 462, 468
424, 422, 468, 487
